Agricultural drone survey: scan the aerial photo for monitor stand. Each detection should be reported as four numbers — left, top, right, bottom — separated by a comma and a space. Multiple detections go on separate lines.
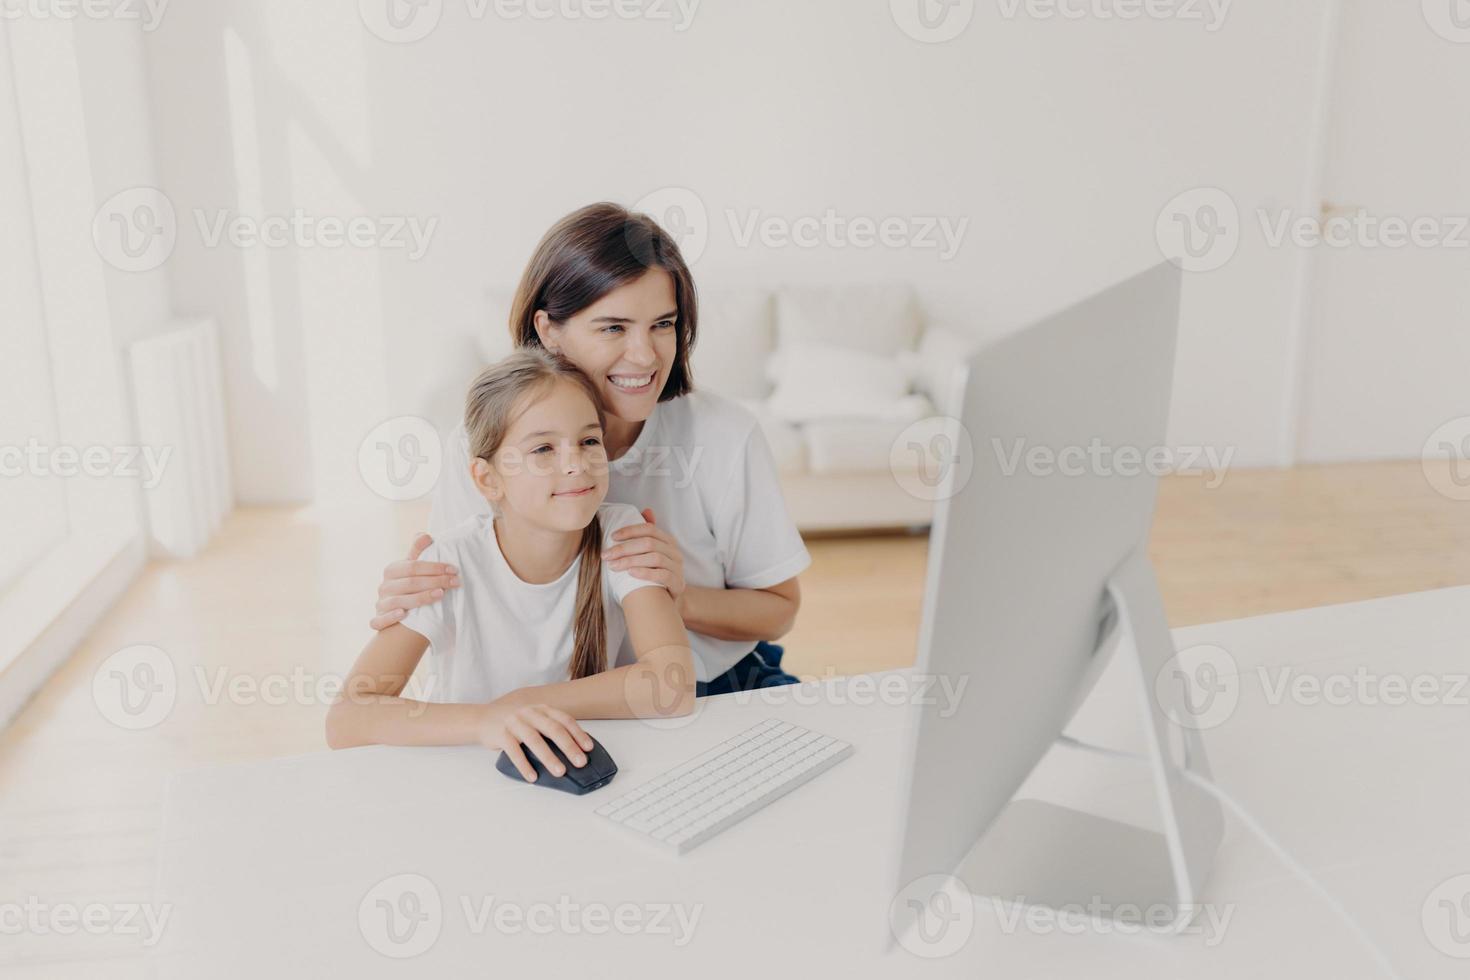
953, 550, 1225, 932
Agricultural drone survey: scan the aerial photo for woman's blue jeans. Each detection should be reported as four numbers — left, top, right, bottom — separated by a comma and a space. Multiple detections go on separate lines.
695, 641, 800, 697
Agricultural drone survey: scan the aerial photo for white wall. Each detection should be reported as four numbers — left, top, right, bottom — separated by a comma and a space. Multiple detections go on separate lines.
137, 0, 1459, 503
72, 16, 174, 351
144, 3, 316, 503
1297, 0, 1470, 461
359, 0, 1334, 472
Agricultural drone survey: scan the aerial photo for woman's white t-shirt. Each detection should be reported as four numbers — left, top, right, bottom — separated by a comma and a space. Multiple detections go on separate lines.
429, 391, 812, 682
402, 503, 654, 703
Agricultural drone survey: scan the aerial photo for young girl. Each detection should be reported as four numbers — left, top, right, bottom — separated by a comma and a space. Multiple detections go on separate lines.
325, 350, 695, 782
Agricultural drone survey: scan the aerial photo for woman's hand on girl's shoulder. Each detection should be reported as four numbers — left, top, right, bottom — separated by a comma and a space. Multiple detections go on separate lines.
476, 699, 595, 783
370, 532, 461, 630
604, 508, 686, 599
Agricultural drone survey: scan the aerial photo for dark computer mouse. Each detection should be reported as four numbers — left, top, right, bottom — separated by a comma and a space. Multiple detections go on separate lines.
496, 735, 617, 795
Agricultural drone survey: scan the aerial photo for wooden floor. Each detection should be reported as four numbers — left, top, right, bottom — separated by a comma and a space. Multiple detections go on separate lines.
2, 460, 1468, 975
788, 459, 1470, 676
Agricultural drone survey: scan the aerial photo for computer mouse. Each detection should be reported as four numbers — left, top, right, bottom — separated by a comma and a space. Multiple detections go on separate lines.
496, 735, 617, 795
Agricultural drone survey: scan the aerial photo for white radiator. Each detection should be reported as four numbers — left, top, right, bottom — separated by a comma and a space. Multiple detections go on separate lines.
128, 318, 234, 557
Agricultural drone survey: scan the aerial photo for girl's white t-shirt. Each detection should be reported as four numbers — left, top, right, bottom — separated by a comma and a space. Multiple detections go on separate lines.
402, 503, 654, 703
429, 390, 812, 682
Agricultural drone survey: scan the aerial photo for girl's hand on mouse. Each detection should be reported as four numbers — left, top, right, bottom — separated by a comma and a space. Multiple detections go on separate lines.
370, 532, 461, 630
605, 508, 686, 600
477, 700, 595, 783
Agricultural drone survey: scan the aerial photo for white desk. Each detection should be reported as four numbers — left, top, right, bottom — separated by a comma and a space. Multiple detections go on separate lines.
153, 587, 1470, 979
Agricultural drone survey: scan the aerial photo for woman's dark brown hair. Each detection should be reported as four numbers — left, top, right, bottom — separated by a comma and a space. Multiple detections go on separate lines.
464, 348, 611, 681
508, 202, 698, 401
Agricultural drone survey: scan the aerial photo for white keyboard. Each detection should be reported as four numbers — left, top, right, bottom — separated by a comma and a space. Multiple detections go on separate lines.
595, 718, 854, 854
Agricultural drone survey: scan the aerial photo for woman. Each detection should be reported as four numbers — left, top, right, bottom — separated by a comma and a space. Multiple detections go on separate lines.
370, 202, 809, 695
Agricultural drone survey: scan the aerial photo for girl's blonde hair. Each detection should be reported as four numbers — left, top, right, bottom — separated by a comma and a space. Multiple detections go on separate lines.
464, 349, 610, 681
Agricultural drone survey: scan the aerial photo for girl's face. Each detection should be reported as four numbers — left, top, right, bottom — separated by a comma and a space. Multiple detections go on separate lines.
533, 267, 680, 424
472, 379, 610, 532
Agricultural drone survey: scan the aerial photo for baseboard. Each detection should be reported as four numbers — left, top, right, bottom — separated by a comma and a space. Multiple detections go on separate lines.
0, 532, 146, 731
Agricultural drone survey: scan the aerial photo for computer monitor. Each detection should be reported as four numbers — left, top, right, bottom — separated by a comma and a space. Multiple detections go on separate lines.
888, 261, 1224, 949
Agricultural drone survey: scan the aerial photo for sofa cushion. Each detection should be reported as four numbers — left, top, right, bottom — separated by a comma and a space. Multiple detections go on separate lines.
802, 395, 936, 474
690, 287, 774, 399
774, 282, 921, 358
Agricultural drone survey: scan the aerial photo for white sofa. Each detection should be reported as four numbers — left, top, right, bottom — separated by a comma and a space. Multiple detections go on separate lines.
691, 283, 977, 534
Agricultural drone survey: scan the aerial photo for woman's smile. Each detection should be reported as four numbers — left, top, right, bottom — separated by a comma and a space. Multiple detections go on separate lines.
607, 371, 656, 393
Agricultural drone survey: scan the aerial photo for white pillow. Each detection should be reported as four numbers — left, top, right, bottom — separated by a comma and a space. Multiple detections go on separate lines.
766, 343, 919, 423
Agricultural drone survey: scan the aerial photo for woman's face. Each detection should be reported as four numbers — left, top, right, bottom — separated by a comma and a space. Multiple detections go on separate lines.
533, 268, 680, 423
